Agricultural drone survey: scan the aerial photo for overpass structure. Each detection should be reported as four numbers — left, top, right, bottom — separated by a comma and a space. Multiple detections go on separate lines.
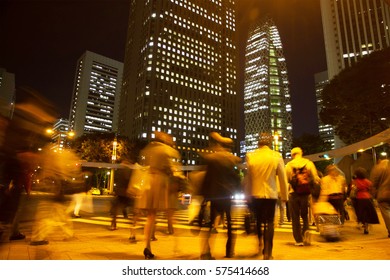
304, 128, 390, 163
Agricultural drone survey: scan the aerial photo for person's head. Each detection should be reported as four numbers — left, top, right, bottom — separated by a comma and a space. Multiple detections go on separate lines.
325, 164, 340, 176
354, 167, 368, 179
154, 131, 175, 147
291, 147, 303, 159
209, 132, 233, 151
258, 132, 273, 147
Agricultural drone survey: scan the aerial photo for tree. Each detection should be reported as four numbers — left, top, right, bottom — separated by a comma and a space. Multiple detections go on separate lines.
71, 132, 147, 163
320, 47, 390, 145
70, 133, 148, 192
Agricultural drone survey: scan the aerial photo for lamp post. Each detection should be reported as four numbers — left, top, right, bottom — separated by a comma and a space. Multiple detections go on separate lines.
109, 137, 117, 194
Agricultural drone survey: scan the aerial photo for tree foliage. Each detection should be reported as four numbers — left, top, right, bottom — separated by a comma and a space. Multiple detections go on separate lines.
320, 47, 390, 145
71, 132, 147, 163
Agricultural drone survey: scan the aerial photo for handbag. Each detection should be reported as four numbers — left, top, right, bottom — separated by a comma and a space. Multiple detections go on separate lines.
126, 163, 150, 198
350, 184, 358, 199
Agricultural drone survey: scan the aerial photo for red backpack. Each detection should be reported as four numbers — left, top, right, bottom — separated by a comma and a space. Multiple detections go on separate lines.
290, 165, 312, 195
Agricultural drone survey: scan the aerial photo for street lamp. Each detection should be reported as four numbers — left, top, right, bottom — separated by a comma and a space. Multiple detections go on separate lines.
109, 137, 118, 194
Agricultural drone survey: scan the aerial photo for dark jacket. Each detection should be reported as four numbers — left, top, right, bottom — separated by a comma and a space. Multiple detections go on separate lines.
370, 159, 390, 202
200, 149, 241, 200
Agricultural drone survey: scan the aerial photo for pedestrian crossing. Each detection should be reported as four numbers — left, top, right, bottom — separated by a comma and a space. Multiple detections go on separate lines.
71, 208, 319, 235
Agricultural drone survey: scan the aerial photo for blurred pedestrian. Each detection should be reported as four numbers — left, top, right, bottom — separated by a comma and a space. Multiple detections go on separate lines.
370, 158, 390, 238
67, 184, 91, 219
285, 147, 320, 246
110, 165, 133, 230
30, 146, 83, 245
275, 188, 287, 226
198, 132, 242, 259
187, 168, 210, 227
0, 87, 56, 243
244, 133, 288, 260
136, 131, 183, 259
110, 162, 144, 243
351, 167, 379, 234
319, 164, 348, 224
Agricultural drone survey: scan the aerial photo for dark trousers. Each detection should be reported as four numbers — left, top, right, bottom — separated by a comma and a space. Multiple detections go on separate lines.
110, 196, 134, 228
289, 193, 309, 243
204, 198, 235, 257
328, 195, 345, 224
252, 198, 277, 258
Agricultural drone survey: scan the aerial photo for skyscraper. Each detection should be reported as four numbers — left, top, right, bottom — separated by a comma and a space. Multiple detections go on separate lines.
319, 0, 390, 148
315, 70, 334, 149
69, 51, 123, 137
243, 18, 292, 157
0, 67, 15, 118
47, 118, 73, 152
321, 0, 390, 79
118, 0, 238, 165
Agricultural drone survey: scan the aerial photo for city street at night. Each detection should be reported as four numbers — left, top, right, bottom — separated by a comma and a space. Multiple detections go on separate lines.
1, 193, 389, 260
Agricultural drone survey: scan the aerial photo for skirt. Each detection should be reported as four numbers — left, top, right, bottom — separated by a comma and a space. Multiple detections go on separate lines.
354, 198, 380, 224
135, 172, 170, 211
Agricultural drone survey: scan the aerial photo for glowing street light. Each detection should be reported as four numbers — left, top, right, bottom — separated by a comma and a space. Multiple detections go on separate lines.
46, 128, 75, 152
109, 137, 118, 194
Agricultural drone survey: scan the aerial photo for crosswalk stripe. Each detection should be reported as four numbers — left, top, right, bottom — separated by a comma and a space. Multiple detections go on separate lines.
72, 209, 320, 235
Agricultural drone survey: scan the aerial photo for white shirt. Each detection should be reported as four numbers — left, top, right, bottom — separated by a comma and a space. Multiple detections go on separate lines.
245, 146, 288, 201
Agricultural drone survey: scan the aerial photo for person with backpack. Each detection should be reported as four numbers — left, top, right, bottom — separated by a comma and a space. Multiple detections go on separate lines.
285, 147, 321, 246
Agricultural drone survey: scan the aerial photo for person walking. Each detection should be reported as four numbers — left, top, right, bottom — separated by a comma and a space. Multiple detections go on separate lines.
109, 165, 134, 230
320, 164, 348, 224
285, 147, 320, 246
244, 133, 288, 260
370, 159, 390, 238
198, 132, 242, 259
350, 167, 379, 234
136, 131, 183, 259
1, 87, 56, 243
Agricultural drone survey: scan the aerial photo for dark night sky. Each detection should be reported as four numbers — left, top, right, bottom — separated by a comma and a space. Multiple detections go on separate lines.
0, 0, 327, 139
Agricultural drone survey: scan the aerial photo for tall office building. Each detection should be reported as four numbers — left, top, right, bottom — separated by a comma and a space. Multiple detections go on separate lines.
118, 0, 238, 165
48, 118, 73, 152
320, 0, 390, 148
69, 51, 123, 137
321, 0, 390, 79
243, 18, 292, 157
315, 70, 334, 149
0, 67, 15, 118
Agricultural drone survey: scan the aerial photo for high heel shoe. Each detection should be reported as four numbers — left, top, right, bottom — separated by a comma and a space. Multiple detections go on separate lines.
143, 248, 155, 259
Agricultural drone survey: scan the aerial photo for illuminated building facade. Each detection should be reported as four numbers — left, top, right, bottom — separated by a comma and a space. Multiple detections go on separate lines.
48, 118, 73, 152
69, 51, 123, 137
0, 67, 15, 118
315, 71, 334, 149
320, 0, 390, 148
243, 18, 292, 157
118, 0, 238, 164
321, 0, 390, 79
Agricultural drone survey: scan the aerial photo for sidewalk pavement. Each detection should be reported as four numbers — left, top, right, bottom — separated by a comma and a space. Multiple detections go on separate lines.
1, 213, 390, 260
